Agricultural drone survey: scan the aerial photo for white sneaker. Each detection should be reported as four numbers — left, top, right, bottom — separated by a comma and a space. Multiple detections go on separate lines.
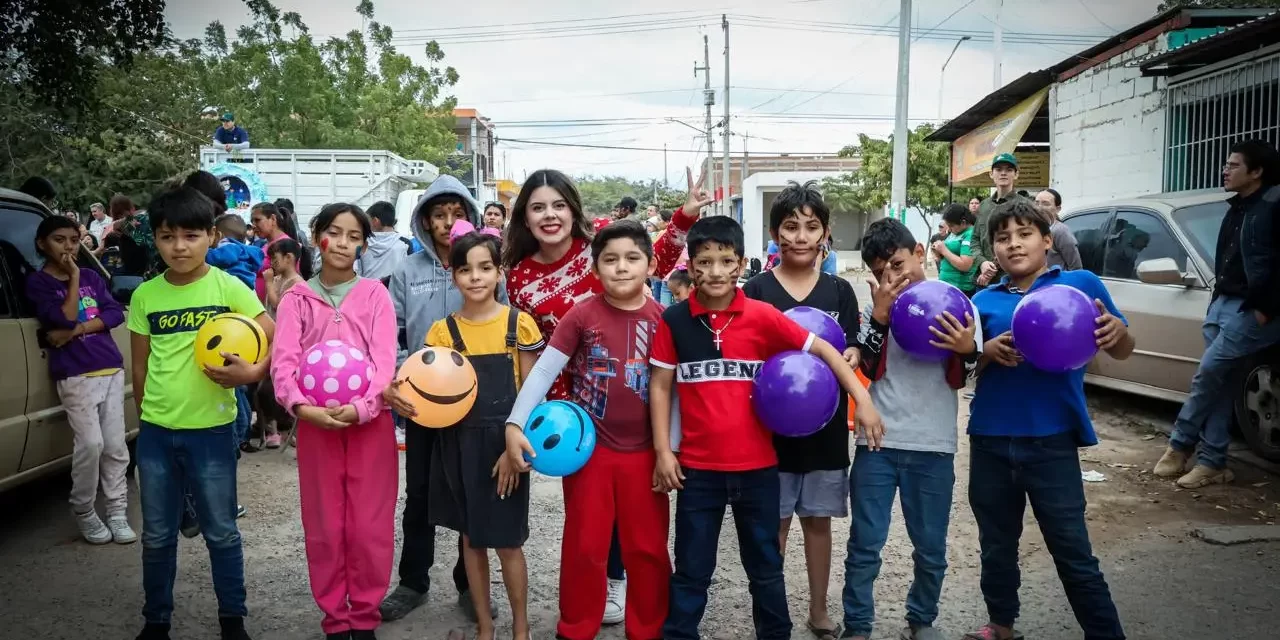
602, 577, 626, 625
75, 510, 112, 545
107, 513, 137, 544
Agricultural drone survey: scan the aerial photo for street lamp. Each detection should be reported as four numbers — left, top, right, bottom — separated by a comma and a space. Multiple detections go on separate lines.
938, 35, 971, 121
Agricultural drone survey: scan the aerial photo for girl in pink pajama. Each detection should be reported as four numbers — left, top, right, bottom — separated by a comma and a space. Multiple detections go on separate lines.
271, 203, 398, 640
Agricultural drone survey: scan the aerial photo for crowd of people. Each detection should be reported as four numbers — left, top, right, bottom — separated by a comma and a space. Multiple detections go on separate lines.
11, 136, 1279, 640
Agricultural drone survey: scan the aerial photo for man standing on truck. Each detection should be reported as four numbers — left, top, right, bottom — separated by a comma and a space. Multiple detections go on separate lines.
1154, 140, 1280, 488
214, 112, 250, 152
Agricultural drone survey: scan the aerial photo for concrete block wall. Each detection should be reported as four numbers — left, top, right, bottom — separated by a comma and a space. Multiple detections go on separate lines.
1051, 38, 1170, 210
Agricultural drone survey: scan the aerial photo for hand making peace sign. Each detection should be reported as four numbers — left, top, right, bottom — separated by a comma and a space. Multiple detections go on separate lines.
683, 166, 715, 215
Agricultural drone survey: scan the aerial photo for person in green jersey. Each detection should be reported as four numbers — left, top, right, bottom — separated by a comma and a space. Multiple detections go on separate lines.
931, 203, 978, 295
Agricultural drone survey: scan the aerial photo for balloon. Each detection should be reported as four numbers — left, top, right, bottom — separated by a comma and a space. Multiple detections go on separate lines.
395, 347, 478, 428
299, 340, 374, 410
194, 313, 267, 369
784, 305, 846, 352
1012, 284, 1101, 372
752, 350, 840, 437
890, 280, 971, 362
523, 400, 597, 477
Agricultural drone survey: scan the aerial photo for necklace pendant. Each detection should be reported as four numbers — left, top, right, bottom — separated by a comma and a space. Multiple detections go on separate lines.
713, 332, 723, 350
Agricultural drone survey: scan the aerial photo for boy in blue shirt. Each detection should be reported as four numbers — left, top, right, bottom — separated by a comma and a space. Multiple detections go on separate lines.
964, 200, 1133, 640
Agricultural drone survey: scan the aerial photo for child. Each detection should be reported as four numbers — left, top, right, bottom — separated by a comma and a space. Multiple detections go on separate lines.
932, 203, 979, 296
270, 203, 399, 640
741, 182, 860, 640
26, 216, 135, 545
207, 213, 264, 290
666, 267, 692, 304
421, 226, 543, 640
963, 200, 1132, 640
504, 219, 672, 640
250, 201, 299, 304
840, 218, 982, 640
126, 187, 274, 640
649, 215, 883, 640
253, 238, 310, 450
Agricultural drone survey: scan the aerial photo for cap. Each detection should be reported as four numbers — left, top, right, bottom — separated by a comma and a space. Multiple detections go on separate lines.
992, 152, 1018, 169
220, 112, 235, 122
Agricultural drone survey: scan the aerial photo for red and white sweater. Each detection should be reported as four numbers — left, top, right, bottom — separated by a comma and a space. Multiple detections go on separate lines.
506, 206, 695, 399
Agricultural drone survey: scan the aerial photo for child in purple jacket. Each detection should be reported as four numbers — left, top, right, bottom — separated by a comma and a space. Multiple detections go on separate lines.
25, 215, 135, 546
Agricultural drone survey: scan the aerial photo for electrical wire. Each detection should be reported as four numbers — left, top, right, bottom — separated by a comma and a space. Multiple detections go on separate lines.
499, 137, 838, 154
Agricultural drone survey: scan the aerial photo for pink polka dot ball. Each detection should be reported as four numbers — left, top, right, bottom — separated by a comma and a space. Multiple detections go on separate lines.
299, 340, 372, 409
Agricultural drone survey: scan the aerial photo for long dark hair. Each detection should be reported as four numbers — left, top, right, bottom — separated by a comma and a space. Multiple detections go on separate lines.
267, 237, 313, 281
252, 202, 301, 241
501, 169, 592, 269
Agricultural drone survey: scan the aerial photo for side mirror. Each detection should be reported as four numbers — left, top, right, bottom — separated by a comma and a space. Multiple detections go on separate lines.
1136, 257, 1200, 287
110, 275, 144, 305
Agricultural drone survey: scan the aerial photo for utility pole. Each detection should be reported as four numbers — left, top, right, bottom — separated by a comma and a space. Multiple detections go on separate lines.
721, 14, 731, 214
469, 118, 479, 200
695, 35, 715, 214
663, 143, 669, 189
889, 0, 911, 223
992, 0, 1004, 90
742, 130, 749, 184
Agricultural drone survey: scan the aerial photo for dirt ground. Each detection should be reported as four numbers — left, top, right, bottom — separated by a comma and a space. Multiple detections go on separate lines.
2, 388, 1279, 640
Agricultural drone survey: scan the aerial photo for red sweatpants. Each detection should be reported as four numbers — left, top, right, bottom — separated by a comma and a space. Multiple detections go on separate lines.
557, 447, 671, 640
297, 411, 398, 634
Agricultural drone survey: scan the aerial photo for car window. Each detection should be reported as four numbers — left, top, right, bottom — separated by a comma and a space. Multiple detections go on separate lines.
1171, 201, 1228, 267
0, 204, 45, 317
1061, 210, 1112, 275
1102, 209, 1189, 280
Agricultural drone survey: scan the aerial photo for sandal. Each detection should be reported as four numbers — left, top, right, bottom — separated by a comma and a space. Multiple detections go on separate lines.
806, 620, 842, 640
962, 624, 1024, 640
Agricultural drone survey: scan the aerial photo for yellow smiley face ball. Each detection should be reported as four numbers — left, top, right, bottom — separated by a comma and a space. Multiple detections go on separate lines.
194, 313, 268, 370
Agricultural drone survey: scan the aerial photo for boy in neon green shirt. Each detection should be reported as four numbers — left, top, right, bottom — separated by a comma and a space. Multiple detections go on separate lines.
128, 187, 275, 640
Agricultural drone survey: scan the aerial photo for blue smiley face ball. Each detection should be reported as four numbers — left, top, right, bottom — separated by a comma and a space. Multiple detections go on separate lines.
523, 400, 596, 477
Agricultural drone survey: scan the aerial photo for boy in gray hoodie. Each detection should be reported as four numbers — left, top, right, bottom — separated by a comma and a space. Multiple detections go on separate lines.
379, 174, 509, 623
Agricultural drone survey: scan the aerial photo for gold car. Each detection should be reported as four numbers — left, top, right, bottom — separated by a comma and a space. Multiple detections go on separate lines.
0, 189, 141, 493
1060, 189, 1279, 462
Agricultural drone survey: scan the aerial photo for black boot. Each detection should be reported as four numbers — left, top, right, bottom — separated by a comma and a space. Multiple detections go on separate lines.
135, 623, 171, 640
219, 616, 252, 640
324, 633, 352, 640
350, 631, 378, 640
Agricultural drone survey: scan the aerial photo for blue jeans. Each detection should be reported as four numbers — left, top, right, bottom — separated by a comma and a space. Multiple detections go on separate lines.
233, 386, 251, 445
137, 421, 247, 624
652, 278, 672, 307
968, 433, 1124, 640
664, 466, 790, 640
1170, 295, 1280, 469
842, 447, 954, 637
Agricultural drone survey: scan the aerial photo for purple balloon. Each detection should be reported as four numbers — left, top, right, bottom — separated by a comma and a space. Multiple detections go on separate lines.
1012, 284, 1101, 372
785, 305, 846, 352
889, 280, 971, 362
752, 350, 840, 437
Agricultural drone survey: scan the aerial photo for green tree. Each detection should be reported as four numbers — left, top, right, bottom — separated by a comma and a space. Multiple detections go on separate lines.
1157, 0, 1280, 11
573, 176, 681, 216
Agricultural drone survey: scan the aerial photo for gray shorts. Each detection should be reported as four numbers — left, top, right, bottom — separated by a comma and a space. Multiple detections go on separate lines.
779, 469, 849, 518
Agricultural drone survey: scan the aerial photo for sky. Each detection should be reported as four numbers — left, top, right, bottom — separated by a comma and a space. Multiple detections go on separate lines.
166, 0, 1164, 183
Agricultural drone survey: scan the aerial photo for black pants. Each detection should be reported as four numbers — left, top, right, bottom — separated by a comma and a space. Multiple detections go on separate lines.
399, 423, 468, 594
608, 525, 624, 580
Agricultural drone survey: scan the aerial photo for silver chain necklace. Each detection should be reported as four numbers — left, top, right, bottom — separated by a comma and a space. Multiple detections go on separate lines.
700, 314, 736, 351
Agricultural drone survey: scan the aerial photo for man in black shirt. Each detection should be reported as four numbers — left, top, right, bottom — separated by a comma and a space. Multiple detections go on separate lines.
1155, 140, 1280, 488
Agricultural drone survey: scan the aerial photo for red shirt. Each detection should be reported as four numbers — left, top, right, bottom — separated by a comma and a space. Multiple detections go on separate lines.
650, 289, 814, 471
550, 294, 663, 452
506, 206, 695, 400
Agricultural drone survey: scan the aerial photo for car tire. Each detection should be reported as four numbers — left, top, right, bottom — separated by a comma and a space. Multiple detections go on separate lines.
1234, 348, 1280, 462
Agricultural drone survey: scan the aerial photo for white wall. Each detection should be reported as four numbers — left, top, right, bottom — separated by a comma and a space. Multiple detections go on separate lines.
741, 171, 843, 263
1051, 37, 1170, 211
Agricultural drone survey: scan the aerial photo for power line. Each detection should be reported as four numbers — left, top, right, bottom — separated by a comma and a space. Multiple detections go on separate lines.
389, 8, 725, 34
499, 137, 839, 155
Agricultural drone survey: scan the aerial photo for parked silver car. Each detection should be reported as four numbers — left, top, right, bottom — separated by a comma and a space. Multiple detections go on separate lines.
1059, 189, 1279, 461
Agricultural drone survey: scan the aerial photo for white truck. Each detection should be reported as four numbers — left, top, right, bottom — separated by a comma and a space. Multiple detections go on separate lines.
199, 147, 439, 231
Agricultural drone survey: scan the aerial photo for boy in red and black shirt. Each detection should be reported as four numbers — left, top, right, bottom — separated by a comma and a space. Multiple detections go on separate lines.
649, 216, 883, 640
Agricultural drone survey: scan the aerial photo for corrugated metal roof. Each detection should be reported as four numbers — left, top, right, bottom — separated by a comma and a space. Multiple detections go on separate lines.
1138, 11, 1280, 75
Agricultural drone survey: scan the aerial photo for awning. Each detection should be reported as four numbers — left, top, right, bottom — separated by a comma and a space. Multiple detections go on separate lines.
1140, 11, 1280, 76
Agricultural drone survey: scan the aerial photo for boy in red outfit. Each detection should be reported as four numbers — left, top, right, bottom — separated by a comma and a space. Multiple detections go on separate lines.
505, 219, 673, 640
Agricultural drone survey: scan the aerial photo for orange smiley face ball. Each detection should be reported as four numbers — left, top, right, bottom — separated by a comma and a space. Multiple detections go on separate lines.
395, 346, 478, 428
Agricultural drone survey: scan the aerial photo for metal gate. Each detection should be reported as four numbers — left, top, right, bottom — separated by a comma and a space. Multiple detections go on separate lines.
1164, 51, 1280, 192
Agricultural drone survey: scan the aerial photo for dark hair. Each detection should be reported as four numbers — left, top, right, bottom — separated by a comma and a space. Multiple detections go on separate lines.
688, 215, 745, 258
214, 213, 247, 240
267, 237, 314, 280
183, 170, 227, 215
941, 203, 970, 226
274, 198, 295, 214
667, 268, 692, 288
251, 202, 302, 241
591, 218, 653, 263
148, 186, 217, 232
860, 218, 917, 264
483, 201, 507, 217
1231, 139, 1280, 185
617, 197, 638, 213
449, 231, 502, 271
34, 215, 80, 257
986, 199, 1051, 246
19, 176, 56, 202
1040, 188, 1062, 207
366, 201, 397, 228
311, 203, 372, 242
769, 180, 830, 232
503, 169, 592, 268
108, 194, 134, 220
659, 209, 674, 222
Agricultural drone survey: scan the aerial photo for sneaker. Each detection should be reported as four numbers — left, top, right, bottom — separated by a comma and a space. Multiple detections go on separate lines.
1153, 446, 1190, 478
602, 577, 626, 625
265, 433, 283, 449
135, 622, 171, 640
901, 625, 945, 640
219, 616, 252, 640
236, 504, 247, 519
107, 513, 138, 544
1177, 464, 1234, 489
378, 585, 427, 622
75, 509, 112, 545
